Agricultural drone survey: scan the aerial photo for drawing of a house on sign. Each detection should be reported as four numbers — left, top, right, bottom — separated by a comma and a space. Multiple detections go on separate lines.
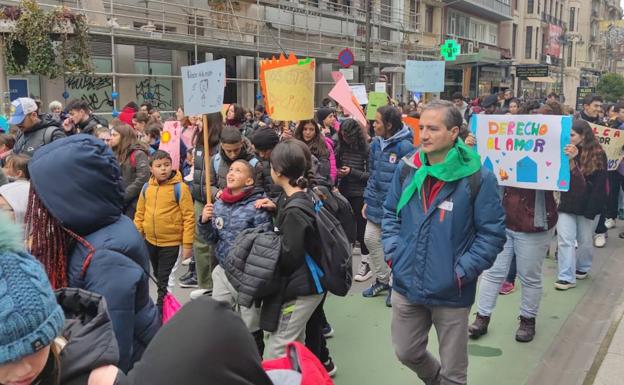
517, 156, 537, 183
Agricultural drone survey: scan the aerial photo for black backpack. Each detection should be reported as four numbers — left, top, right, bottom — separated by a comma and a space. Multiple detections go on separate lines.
311, 185, 356, 244
285, 192, 353, 297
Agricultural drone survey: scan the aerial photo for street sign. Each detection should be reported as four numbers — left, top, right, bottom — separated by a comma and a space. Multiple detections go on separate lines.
374, 82, 386, 93
440, 39, 460, 61
576, 87, 595, 111
339, 67, 354, 81
338, 48, 354, 68
515, 65, 549, 79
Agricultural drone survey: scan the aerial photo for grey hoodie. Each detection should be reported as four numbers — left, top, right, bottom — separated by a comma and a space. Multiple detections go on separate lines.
0, 179, 30, 225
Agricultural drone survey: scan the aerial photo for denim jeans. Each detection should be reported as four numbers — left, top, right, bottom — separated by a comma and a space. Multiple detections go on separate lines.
557, 213, 598, 283
477, 229, 554, 319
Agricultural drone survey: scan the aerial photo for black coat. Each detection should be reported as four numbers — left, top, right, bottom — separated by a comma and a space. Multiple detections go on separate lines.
13, 116, 65, 157
190, 145, 218, 204
558, 151, 608, 219
336, 141, 370, 197
77, 114, 108, 135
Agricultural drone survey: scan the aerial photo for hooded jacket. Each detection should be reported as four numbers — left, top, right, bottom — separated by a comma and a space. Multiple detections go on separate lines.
0, 179, 30, 226
124, 297, 273, 385
213, 139, 265, 192
77, 114, 109, 135
13, 116, 66, 157
364, 126, 414, 224
382, 153, 506, 307
55, 288, 120, 385
134, 171, 195, 248
29, 135, 160, 371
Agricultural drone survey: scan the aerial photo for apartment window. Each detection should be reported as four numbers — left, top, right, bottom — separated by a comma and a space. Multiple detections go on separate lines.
560, 4, 563, 23
527, 0, 534, 14
555, 1, 558, 19
447, 10, 497, 45
525, 26, 533, 59
549, 0, 553, 16
537, 0, 540, 13
426, 5, 434, 33
567, 44, 573, 66
409, 0, 420, 29
380, 0, 392, 22
513, 0, 517, 11
512, 23, 517, 57
569, 8, 575, 31
535, 26, 539, 59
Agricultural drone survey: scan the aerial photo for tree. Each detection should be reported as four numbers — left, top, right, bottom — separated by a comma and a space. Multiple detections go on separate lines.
597, 72, 624, 102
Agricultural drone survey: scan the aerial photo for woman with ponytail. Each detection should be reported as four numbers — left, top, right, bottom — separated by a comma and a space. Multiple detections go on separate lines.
254, 139, 324, 360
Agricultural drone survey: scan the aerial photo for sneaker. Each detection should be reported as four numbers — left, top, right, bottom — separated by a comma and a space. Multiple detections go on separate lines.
515, 316, 536, 342
468, 313, 490, 339
179, 274, 198, 288
190, 288, 212, 299
619, 208, 624, 220
323, 358, 337, 377
179, 269, 193, 283
575, 270, 588, 280
182, 257, 192, 266
554, 280, 576, 290
499, 281, 516, 295
322, 323, 334, 338
385, 287, 392, 307
619, 231, 624, 239
605, 218, 616, 229
362, 280, 390, 298
354, 261, 373, 282
594, 233, 607, 248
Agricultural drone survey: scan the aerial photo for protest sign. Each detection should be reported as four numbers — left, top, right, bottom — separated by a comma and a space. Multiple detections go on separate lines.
590, 123, 624, 170
329, 71, 367, 128
402, 116, 420, 146
260, 53, 315, 121
472, 114, 572, 191
366, 92, 387, 120
350, 85, 368, 105
405, 60, 445, 92
181, 59, 226, 116
159, 120, 182, 170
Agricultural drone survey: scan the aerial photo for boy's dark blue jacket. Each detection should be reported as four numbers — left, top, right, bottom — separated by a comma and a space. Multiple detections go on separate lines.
364, 126, 414, 224
29, 135, 160, 371
381, 152, 506, 308
197, 189, 271, 264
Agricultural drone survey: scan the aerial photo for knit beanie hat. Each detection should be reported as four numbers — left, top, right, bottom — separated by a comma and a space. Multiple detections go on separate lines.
0, 217, 65, 364
315, 107, 333, 124
0, 180, 31, 226
251, 128, 280, 151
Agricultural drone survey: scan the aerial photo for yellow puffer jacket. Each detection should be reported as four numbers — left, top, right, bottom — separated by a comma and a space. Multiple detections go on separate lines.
134, 171, 195, 248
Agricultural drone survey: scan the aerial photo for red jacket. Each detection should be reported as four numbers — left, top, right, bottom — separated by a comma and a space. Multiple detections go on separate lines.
118, 106, 136, 127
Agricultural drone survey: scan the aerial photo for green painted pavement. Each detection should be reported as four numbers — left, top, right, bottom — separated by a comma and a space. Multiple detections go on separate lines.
324, 257, 589, 385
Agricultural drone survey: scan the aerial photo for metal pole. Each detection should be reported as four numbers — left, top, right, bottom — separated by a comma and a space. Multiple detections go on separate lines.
560, 36, 565, 99
364, 0, 372, 91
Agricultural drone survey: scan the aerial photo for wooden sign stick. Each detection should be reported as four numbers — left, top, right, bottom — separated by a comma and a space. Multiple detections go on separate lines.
202, 114, 212, 204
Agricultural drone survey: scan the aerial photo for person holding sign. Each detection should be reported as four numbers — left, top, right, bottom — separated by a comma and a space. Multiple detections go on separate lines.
554, 120, 608, 290
470, 103, 577, 343
382, 101, 505, 385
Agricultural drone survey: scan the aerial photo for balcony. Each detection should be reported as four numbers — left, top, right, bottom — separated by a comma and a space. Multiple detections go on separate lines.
442, 0, 512, 21
540, 54, 560, 66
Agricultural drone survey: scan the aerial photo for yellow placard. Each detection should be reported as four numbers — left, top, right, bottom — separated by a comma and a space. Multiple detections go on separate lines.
600, 20, 624, 32
260, 54, 315, 121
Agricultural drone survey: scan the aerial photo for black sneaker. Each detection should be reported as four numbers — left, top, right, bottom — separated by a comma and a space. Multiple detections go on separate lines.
322, 323, 334, 338
179, 274, 198, 288
179, 270, 193, 283
323, 358, 337, 377
554, 280, 576, 290
575, 270, 588, 280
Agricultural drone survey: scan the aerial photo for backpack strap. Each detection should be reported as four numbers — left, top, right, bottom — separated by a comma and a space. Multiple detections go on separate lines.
43, 126, 57, 145
173, 182, 181, 204
399, 162, 412, 187
468, 170, 482, 205
304, 254, 324, 294
249, 157, 259, 168
212, 152, 222, 173
141, 182, 148, 199
130, 150, 137, 168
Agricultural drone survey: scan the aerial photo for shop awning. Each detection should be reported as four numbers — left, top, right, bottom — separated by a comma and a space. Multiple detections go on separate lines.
527, 76, 557, 83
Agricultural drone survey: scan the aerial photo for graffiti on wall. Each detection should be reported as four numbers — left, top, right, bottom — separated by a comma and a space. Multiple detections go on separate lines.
135, 79, 172, 110
65, 75, 114, 111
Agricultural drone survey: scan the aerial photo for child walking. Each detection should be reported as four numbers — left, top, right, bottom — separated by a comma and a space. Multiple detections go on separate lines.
198, 159, 271, 352
134, 150, 195, 311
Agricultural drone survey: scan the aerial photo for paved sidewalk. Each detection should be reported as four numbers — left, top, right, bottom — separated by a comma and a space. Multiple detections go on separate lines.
587, 301, 624, 385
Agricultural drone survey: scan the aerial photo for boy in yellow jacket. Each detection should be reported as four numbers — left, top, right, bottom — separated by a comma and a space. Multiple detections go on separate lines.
134, 150, 195, 311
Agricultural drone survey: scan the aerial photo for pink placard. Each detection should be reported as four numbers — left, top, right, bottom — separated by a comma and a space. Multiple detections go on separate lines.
328, 71, 368, 128
159, 121, 182, 170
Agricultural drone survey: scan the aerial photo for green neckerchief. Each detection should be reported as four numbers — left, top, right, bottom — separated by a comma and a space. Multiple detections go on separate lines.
396, 139, 481, 214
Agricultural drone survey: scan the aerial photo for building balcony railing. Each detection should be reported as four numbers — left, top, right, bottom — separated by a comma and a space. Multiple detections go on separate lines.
540, 54, 561, 66
443, 0, 511, 21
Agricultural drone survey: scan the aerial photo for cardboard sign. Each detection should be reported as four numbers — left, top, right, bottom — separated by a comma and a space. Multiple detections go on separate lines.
374, 82, 386, 93
366, 92, 387, 120
329, 71, 367, 128
159, 121, 182, 170
472, 114, 572, 191
181, 59, 226, 116
590, 123, 624, 170
260, 53, 315, 121
405, 60, 445, 92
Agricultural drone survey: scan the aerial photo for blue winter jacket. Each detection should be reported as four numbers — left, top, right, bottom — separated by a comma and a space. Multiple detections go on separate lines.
364, 126, 414, 224
197, 190, 272, 264
381, 152, 506, 308
29, 135, 160, 371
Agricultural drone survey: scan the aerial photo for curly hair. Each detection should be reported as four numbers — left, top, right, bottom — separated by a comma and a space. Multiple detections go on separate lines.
572, 119, 606, 176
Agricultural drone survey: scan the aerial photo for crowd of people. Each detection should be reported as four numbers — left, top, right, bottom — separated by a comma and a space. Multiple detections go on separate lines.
0, 85, 621, 385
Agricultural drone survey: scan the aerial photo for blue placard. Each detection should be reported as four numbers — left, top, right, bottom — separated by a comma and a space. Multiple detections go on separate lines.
405, 60, 445, 92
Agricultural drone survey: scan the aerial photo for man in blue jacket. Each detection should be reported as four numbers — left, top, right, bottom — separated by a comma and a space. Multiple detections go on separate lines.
382, 100, 506, 385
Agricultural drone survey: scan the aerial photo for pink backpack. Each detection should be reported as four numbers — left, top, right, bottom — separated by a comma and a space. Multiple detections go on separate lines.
262, 342, 333, 385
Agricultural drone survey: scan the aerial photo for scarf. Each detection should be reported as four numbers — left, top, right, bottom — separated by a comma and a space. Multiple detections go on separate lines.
397, 140, 481, 214
220, 187, 253, 204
